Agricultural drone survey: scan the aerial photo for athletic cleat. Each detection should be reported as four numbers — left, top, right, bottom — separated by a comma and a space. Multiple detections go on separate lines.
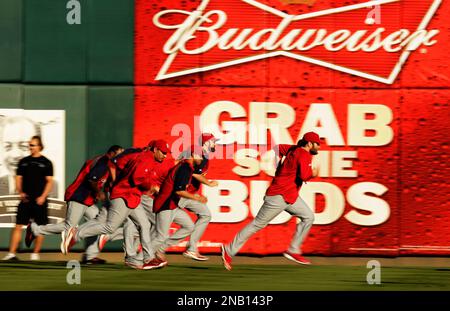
125, 260, 143, 270
159, 259, 168, 267
142, 258, 166, 270
25, 222, 36, 248
221, 245, 232, 271
183, 251, 209, 261
64, 227, 78, 254
283, 251, 311, 265
156, 251, 166, 262
81, 255, 107, 265
98, 234, 109, 252
30, 253, 40, 261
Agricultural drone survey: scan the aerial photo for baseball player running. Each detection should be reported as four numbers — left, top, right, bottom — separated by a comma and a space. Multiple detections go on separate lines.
125, 134, 219, 263
151, 146, 207, 266
221, 132, 322, 270
173, 133, 219, 261
63, 140, 171, 270
25, 145, 124, 264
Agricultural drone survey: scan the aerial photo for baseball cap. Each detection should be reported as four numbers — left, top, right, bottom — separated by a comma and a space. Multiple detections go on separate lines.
302, 132, 322, 144
149, 139, 171, 154
200, 133, 219, 145
178, 145, 202, 160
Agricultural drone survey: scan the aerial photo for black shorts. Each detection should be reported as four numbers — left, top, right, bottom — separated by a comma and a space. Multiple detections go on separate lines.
16, 201, 48, 225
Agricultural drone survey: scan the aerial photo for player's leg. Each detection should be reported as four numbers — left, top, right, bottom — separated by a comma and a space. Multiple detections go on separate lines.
159, 208, 195, 255
283, 196, 314, 264
124, 194, 155, 258
225, 195, 287, 257
179, 198, 211, 257
32, 201, 88, 236
82, 205, 106, 263
123, 217, 142, 265
128, 203, 155, 264
70, 198, 131, 247
152, 209, 176, 255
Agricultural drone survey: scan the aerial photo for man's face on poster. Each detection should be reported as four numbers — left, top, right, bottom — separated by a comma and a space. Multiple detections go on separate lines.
2, 117, 37, 174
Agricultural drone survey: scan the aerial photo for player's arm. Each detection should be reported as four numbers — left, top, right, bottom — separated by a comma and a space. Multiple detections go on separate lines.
298, 156, 314, 181
108, 161, 117, 184
87, 158, 109, 201
176, 190, 207, 203
174, 164, 207, 203
192, 173, 218, 187
274, 144, 295, 157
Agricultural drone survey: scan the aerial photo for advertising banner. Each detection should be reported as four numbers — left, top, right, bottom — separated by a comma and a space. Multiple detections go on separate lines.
135, 0, 449, 255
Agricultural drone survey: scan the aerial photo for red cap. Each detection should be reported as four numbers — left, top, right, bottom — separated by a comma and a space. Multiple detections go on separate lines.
302, 132, 322, 144
149, 139, 171, 153
200, 133, 219, 145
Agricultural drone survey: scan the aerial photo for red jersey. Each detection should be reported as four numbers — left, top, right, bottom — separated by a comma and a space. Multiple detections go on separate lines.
145, 158, 176, 198
266, 144, 313, 204
64, 154, 110, 206
110, 150, 158, 208
187, 155, 209, 193
153, 160, 194, 213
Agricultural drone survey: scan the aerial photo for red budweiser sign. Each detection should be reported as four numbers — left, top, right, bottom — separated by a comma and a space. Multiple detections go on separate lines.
149, 0, 441, 84
134, 0, 449, 256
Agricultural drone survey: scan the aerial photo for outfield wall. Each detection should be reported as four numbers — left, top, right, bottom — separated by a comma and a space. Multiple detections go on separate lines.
0, 0, 449, 255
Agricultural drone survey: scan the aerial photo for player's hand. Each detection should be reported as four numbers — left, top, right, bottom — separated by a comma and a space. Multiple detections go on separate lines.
208, 180, 218, 187
36, 196, 46, 206
96, 191, 107, 202
149, 185, 160, 195
196, 195, 208, 204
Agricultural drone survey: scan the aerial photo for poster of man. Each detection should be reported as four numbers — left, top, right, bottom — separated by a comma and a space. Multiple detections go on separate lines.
0, 109, 65, 226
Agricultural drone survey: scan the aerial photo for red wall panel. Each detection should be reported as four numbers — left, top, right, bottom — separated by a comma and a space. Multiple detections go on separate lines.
134, 0, 449, 255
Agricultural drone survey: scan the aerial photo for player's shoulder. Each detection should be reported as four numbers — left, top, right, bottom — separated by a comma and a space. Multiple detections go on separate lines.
178, 161, 193, 172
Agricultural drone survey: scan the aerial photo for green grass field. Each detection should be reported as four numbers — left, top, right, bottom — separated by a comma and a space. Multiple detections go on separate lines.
1, 259, 450, 291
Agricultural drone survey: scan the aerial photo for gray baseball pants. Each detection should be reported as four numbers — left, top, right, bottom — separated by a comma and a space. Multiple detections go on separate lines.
75, 198, 154, 262
178, 197, 211, 253
123, 195, 155, 264
31, 201, 99, 235
31, 201, 101, 260
225, 195, 314, 257
150, 198, 210, 254
126, 198, 194, 263
83, 205, 124, 260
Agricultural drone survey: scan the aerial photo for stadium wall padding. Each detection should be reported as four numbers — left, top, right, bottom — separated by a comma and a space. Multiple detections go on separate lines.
0, 0, 22, 81
22, 0, 133, 84
0, 0, 449, 255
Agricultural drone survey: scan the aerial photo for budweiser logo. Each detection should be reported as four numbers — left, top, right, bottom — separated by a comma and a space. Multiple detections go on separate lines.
153, 0, 441, 84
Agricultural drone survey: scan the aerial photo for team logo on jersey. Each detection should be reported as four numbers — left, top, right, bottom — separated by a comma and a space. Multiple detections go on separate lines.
153, 0, 441, 84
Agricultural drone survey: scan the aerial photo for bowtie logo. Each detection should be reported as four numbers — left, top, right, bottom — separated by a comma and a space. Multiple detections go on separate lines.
153, 0, 441, 84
